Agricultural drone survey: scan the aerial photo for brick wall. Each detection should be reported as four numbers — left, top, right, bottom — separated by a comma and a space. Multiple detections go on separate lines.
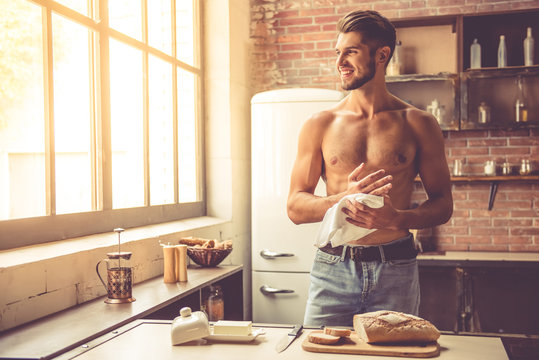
250, 0, 539, 252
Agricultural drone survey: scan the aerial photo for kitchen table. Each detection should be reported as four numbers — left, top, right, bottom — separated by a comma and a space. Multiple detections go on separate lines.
54, 320, 509, 360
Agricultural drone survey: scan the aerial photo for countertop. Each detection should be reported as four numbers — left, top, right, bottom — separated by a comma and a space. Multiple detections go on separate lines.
54, 321, 509, 360
417, 251, 539, 267
0, 265, 242, 360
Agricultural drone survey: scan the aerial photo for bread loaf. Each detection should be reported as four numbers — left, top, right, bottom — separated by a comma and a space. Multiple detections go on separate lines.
353, 310, 440, 344
179, 237, 215, 247
308, 332, 341, 345
324, 327, 351, 337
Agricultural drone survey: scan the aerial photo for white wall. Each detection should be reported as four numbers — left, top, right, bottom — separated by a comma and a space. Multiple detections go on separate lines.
204, 0, 253, 320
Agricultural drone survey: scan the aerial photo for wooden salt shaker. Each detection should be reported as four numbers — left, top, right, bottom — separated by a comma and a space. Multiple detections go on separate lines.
177, 245, 188, 282
162, 244, 176, 283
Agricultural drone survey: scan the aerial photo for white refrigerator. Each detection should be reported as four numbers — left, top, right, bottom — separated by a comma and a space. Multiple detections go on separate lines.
251, 88, 343, 324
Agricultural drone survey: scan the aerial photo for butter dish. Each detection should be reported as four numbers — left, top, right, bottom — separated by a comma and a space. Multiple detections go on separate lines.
205, 327, 266, 342
170, 307, 210, 345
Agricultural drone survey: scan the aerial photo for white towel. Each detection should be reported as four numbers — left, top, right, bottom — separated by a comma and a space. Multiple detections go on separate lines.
315, 193, 384, 248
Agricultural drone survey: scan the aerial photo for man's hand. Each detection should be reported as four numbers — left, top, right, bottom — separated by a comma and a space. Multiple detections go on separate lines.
342, 194, 401, 230
343, 164, 400, 230
346, 163, 393, 196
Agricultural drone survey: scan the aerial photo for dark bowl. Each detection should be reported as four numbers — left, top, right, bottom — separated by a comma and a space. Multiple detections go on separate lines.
186, 247, 232, 267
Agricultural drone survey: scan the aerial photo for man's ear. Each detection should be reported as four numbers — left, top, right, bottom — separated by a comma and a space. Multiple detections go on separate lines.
377, 46, 391, 65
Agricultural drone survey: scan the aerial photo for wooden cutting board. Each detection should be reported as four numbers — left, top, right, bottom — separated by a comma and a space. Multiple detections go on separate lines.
302, 330, 440, 358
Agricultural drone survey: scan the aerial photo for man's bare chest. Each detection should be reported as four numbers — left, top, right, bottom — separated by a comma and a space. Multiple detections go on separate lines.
321, 119, 417, 174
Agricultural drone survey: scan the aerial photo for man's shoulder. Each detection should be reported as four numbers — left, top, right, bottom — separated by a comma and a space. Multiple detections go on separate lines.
305, 107, 340, 128
402, 106, 440, 129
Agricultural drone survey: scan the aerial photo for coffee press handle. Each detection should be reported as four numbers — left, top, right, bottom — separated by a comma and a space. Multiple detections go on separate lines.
96, 259, 109, 290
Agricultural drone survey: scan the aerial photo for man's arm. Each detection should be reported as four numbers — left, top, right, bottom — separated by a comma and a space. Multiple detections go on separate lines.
287, 112, 393, 225
403, 111, 454, 229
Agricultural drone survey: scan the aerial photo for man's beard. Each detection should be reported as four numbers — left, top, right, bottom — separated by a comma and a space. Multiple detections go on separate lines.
340, 57, 376, 91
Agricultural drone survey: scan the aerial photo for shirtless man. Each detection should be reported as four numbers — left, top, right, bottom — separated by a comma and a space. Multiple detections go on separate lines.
287, 10, 453, 326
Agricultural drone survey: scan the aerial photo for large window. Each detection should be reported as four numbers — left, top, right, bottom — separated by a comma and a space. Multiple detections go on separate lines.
0, 0, 204, 249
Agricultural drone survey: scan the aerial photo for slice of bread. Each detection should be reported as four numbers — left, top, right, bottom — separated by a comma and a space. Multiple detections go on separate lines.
308, 332, 341, 345
324, 327, 351, 337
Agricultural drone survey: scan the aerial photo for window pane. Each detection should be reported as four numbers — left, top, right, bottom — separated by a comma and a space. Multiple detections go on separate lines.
148, 0, 172, 55
52, 14, 92, 214
55, 0, 88, 17
177, 69, 198, 202
149, 55, 174, 205
110, 40, 144, 209
109, 0, 142, 41
0, 0, 45, 220
176, 0, 195, 66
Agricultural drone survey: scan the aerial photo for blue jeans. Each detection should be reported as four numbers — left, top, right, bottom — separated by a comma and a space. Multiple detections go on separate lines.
303, 237, 420, 327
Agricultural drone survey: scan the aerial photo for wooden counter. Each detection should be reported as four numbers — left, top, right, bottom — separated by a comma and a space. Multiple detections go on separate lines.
418, 251, 539, 268
0, 265, 242, 360
54, 321, 509, 360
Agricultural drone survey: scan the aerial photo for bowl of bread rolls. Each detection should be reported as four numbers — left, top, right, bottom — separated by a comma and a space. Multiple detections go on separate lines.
180, 237, 233, 267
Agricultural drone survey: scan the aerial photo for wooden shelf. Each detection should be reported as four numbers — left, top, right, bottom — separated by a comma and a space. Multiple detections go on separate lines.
386, 72, 457, 83
463, 65, 539, 80
415, 175, 539, 182
415, 175, 539, 210
450, 175, 539, 182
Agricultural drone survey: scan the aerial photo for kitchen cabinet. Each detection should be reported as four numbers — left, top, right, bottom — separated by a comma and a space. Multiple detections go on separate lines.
417, 254, 539, 336
386, 73, 459, 130
389, 17, 459, 131
461, 66, 539, 129
390, 10, 539, 130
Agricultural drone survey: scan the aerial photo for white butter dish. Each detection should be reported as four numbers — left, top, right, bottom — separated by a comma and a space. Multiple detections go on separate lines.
205, 327, 265, 342
170, 307, 210, 345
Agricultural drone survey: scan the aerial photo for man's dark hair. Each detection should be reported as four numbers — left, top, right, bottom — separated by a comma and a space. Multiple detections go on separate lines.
337, 10, 396, 64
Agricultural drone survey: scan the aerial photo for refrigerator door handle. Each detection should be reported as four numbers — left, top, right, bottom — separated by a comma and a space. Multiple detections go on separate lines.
260, 284, 295, 295
260, 249, 294, 259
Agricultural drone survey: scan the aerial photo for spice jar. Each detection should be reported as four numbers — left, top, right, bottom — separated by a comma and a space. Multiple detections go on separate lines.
502, 162, 512, 175
519, 159, 531, 175
205, 285, 224, 321
484, 160, 496, 176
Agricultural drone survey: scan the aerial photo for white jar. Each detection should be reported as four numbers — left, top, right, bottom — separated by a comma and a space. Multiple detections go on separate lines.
484, 160, 496, 176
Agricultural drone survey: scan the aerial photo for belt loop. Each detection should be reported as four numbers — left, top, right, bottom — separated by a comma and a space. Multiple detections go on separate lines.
340, 245, 348, 262
378, 245, 387, 263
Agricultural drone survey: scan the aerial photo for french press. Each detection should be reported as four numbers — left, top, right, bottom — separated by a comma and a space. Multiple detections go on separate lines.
96, 228, 136, 304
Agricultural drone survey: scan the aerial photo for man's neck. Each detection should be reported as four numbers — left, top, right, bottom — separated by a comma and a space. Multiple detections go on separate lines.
346, 73, 391, 118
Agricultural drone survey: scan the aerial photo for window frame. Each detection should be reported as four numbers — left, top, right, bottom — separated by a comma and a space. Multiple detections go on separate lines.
0, 0, 205, 250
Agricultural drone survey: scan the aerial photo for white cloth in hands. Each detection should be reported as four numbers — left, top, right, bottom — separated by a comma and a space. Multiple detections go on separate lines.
315, 193, 384, 248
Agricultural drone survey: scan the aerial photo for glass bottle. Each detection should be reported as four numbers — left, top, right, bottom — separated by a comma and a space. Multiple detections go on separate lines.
524, 27, 534, 66
205, 285, 224, 321
470, 38, 481, 69
515, 76, 528, 123
478, 102, 490, 124
498, 35, 507, 68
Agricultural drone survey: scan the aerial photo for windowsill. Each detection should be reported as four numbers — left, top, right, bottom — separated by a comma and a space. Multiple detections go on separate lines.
0, 216, 227, 268
0, 216, 234, 331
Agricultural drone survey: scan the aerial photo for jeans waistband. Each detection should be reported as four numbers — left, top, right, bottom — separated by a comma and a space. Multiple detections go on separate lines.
318, 233, 418, 262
